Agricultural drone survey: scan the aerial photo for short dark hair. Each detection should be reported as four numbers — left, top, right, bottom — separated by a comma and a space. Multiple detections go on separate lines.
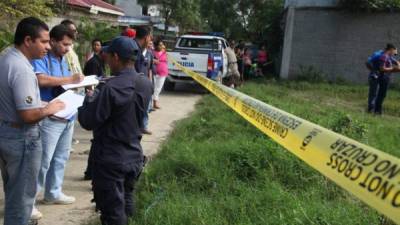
108, 52, 134, 65
135, 26, 150, 40
92, 39, 102, 46
60, 19, 75, 27
386, 43, 396, 51
50, 25, 75, 42
14, 17, 49, 46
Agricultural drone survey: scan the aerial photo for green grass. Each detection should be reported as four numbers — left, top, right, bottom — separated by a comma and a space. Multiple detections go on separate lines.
129, 79, 400, 225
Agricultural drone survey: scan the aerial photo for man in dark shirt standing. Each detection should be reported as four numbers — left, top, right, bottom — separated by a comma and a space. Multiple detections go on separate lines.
78, 36, 152, 225
133, 26, 153, 134
368, 44, 398, 115
134, 26, 151, 75
83, 39, 105, 77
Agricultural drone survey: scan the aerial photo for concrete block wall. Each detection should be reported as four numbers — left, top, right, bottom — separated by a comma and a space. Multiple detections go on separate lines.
281, 8, 400, 83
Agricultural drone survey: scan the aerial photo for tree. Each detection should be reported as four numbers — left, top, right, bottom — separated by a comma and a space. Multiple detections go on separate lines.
172, 0, 203, 32
75, 18, 120, 64
138, 0, 203, 35
200, 0, 243, 37
244, 0, 284, 53
138, 0, 285, 55
200, 0, 284, 53
0, 0, 54, 51
0, 0, 53, 19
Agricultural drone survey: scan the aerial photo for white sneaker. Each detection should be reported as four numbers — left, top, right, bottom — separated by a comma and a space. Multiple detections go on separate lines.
31, 206, 42, 220
43, 193, 76, 205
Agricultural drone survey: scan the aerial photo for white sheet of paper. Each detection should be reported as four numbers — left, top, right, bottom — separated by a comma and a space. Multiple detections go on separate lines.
62, 75, 99, 90
52, 90, 85, 119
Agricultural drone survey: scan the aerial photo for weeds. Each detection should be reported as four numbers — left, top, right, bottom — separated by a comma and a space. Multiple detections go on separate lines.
126, 79, 400, 225
329, 112, 368, 140
295, 65, 327, 83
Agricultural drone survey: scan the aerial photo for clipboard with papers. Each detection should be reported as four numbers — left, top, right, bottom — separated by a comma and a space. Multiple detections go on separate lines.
51, 90, 85, 120
62, 75, 99, 90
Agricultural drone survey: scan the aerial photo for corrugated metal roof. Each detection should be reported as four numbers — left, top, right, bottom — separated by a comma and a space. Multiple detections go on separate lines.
118, 16, 151, 25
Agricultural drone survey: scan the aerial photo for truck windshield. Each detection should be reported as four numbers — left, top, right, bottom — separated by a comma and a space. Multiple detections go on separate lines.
178, 38, 221, 50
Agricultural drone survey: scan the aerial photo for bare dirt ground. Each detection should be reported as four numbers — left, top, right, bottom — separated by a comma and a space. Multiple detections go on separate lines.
0, 84, 203, 225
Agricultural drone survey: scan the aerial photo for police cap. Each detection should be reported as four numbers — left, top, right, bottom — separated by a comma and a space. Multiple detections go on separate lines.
102, 36, 139, 60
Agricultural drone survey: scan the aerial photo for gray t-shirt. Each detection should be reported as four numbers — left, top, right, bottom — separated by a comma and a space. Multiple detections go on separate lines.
0, 47, 41, 123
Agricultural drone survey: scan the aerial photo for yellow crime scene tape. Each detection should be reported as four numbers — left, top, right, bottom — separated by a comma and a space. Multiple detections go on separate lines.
170, 58, 400, 224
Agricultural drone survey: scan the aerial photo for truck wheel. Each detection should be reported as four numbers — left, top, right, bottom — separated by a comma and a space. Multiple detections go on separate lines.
164, 80, 175, 91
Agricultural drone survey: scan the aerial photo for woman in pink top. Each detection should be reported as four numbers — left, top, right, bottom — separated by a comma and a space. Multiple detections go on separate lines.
258, 45, 268, 64
257, 44, 268, 76
153, 40, 169, 109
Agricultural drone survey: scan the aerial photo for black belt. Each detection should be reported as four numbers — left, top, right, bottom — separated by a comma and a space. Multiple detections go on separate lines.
228, 62, 237, 65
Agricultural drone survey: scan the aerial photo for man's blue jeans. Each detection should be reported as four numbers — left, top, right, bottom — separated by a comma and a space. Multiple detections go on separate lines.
143, 97, 153, 130
368, 73, 378, 112
37, 118, 74, 200
368, 73, 390, 114
0, 121, 42, 225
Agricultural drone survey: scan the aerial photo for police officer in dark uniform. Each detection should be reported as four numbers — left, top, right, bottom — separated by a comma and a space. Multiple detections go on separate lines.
134, 26, 151, 75
78, 36, 152, 225
133, 26, 154, 135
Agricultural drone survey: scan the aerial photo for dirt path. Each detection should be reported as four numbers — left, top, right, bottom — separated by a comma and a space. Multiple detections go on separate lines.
0, 86, 202, 225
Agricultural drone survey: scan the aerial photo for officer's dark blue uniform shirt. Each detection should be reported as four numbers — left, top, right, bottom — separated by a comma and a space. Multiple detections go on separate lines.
78, 67, 153, 165
134, 39, 146, 74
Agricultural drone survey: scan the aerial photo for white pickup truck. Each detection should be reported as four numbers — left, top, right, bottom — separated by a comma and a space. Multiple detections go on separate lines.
166, 33, 230, 90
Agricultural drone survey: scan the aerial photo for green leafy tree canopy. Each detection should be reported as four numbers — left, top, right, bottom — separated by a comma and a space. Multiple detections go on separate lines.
0, 0, 54, 51
138, 0, 204, 34
0, 0, 53, 19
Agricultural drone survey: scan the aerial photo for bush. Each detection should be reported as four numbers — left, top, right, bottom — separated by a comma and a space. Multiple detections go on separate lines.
295, 65, 327, 83
329, 112, 368, 140
0, 0, 55, 52
0, 29, 13, 52
76, 18, 120, 66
